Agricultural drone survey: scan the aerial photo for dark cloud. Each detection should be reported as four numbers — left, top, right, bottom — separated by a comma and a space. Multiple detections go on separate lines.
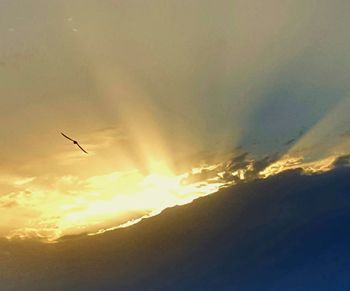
183, 151, 280, 186
1, 166, 350, 290
247, 154, 279, 178
284, 138, 296, 146
227, 152, 250, 169
333, 155, 350, 168
223, 152, 280, 182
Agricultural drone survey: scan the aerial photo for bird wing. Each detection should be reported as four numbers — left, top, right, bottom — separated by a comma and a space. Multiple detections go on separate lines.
61, 132, 75, 142
76, 142, 88, 154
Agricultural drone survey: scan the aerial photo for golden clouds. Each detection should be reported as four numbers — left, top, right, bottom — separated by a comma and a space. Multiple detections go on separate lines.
1, 161, 227, 242
1, 148, 347, 243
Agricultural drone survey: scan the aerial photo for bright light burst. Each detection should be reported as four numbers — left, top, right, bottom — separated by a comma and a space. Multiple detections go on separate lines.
0, 150, 344, 243
1, 160, 229, 242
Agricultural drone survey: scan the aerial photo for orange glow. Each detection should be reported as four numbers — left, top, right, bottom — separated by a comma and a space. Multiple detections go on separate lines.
1, 160, 229, 242
259, 155, 337, 178
1, 149, 344, 243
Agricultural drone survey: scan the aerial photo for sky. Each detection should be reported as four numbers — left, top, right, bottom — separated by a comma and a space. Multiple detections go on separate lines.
1, 166, 350, 290
0, 0, 350, 241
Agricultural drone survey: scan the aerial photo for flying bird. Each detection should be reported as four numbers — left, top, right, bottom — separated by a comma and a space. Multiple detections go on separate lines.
61, 132, 88, 154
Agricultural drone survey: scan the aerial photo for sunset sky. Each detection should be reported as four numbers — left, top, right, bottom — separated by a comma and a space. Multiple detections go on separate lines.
1, 0, 350, 242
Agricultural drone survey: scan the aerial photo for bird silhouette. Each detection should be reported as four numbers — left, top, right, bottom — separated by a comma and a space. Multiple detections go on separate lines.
61, 132, 88, 154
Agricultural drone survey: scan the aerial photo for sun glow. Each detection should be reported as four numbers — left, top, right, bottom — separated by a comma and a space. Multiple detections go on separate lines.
0, 159, 230, 242
1, 148, 345, 243
2, 87, 348, 243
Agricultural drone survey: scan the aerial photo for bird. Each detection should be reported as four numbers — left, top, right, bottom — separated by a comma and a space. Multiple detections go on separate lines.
61, 132, 88, 154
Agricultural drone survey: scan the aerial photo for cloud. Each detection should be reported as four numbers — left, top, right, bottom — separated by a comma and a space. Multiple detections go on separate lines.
183, 152, 280, 186
0, 200, 18, 209
284, 138, 296, 146
0, 0, 350, 243
341, 130, 350, 138
333, 155, 350, 168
